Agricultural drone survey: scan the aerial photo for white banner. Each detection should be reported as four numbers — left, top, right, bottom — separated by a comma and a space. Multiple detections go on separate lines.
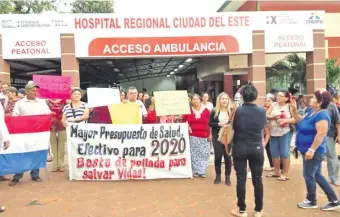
1, 32, 61, 59
0, 11, 325, 34
67, 123, 192, 181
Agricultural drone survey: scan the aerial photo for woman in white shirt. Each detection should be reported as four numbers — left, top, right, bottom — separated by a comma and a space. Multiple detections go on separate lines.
201, 92, 214, 111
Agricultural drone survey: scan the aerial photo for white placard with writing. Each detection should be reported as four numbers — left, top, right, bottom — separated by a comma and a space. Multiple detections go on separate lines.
87, 88, 120, 107
67, 123, 192, 181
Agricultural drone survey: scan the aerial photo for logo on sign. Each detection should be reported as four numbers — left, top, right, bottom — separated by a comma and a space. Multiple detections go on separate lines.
266, 16, 277, 24
306, 13, 323, 24
266, 15, 298, 25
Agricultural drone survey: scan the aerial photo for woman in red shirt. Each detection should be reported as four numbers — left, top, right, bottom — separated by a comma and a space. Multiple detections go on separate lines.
182, 94, 211, 178
144, 97, 157, 124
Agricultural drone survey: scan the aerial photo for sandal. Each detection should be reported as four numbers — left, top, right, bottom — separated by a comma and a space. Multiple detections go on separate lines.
277, 176, 289, 181
266, 173, 280, 178
58, 167, 65, 172
0, 206, 5, 213
331, 181, 340, 186
0, 176, 10, 181
264, 168, 274, 171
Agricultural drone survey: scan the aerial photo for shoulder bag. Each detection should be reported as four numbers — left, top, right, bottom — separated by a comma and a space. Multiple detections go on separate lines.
218, 106, 238, 155
70, 103, 83, 123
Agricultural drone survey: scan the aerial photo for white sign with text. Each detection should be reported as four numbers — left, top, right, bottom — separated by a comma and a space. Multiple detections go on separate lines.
1, 32, 61, 59
67, 123, 192, 181
265, 28, 314, 53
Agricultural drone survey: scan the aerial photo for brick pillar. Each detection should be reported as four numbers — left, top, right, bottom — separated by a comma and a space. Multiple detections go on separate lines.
224, 74, 233, 97
248, 30, 266, 105
306, 30, 326, 97
61, 34, 80, 87
0, 34, 10, 84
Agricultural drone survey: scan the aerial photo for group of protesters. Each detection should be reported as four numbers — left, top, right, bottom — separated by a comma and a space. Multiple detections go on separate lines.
1, 79, 340, 215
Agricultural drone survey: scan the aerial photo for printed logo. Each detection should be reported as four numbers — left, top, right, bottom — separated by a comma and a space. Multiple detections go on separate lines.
266, 16, 277, 24
266, 15, 297, 25
306, 12, 323, 24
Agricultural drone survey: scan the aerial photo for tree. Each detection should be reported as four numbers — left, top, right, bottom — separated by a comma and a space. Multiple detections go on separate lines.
267, 54, 340, 93
71, 0, 114, 13
0, 0, 55, 14
326, 58, 340, 88
266, 53, 306, 92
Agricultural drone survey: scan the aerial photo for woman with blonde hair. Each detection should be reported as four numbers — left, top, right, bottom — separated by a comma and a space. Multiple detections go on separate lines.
209, 92, 235, 185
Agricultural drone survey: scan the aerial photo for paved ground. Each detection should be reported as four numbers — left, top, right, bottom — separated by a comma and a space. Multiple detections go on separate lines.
1, 145, 340, 217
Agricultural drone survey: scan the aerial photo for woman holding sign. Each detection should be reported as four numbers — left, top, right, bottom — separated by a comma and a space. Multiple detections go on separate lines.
182, 94, 210, 178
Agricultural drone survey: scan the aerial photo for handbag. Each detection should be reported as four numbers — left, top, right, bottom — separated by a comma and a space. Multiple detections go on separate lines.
217, 106, 238, 155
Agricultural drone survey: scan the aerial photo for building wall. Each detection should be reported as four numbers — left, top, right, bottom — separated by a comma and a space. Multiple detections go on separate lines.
120, 76, 176, 93
235, 1, 340, 62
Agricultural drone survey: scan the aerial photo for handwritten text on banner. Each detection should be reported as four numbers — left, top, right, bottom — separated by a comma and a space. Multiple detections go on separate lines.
67, 123, 192, 181
153, 90, 190, 116
33, 75, 71, 99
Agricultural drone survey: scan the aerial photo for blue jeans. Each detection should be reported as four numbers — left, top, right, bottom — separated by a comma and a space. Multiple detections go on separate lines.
270, 132, 291, 159
13, 169, 40, 180
303, 152, 338, 203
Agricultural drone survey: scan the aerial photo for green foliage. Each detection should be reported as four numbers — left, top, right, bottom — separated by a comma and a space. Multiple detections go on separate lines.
71, 0, 114, 13
0, 0, 55, 14
326, 58, 340, 87
266, 53, 340, 92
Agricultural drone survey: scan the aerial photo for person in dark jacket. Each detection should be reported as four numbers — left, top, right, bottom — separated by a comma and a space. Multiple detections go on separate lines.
209, 92, 235, 186
231, 83, 266, 217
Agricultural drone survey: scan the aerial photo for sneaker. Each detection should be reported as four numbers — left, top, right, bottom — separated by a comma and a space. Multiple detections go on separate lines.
254, 211, 263, 217
31, 177, 42, 182
8, 178, 19, 186
214, 175, 221, 184
231, 209, 247, 217
320, 201, 340, 211
297, 200, 318, 209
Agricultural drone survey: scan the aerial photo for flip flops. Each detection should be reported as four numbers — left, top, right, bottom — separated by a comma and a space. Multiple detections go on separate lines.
0, 206, 5, 213
266, 173, 280, 178
277, 176, 290, 181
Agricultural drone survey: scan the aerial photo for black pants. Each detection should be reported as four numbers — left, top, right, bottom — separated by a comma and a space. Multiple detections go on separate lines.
212, 129, 232, 177
265, 140, 283, 170
233, 144, 264, 212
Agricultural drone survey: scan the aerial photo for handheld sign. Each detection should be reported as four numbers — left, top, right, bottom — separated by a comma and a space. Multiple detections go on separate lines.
33, 75, 71, 99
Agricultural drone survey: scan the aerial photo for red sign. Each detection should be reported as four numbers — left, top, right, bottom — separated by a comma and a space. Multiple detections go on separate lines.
33, 75, 71, 99
88, 36, 239, 57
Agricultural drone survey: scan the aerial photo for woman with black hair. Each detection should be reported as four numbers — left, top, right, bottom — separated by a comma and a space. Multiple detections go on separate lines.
291, 90, 340, 211
266, 90, 295, 181
231, 83, 266, 217
144, 97, 157, 124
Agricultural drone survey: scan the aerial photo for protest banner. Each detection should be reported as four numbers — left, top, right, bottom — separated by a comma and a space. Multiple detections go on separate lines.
33, 75, 71, 99
0, 115, 52, 175
153, 90, 190, 116
67, 123, 192, 180
87, 88, 120, 107
108, 103, 140, 124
